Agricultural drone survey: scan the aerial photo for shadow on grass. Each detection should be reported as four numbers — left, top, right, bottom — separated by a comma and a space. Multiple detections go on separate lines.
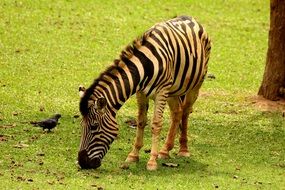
77, 110, 284, 177
78, 156, 208, 178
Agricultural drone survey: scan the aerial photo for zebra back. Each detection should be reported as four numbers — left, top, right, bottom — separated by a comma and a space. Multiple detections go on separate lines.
80, 16, 211, 114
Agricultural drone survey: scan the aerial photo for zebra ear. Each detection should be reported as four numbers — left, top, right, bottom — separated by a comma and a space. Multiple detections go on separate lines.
95, 97, 107, 110
79, 85, 86, 98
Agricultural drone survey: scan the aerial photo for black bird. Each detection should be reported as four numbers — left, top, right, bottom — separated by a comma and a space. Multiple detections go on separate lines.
31, 114, 61, 132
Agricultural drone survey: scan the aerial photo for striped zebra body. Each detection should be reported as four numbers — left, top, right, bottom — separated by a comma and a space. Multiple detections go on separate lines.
78, 16, 211, 170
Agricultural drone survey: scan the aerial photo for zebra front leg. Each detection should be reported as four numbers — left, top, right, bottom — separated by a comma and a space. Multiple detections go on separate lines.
126, 93, 149, 163
159, 97, 183, 159
147, 93, 168, 171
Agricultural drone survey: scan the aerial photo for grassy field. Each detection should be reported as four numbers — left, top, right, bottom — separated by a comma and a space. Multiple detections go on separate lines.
1, 0, 284, 189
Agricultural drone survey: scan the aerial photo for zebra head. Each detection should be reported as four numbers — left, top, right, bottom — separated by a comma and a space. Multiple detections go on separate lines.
78, 85, 118, 169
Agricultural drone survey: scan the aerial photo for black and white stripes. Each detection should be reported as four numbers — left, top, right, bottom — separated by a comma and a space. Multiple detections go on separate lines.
78, 16, 211, 170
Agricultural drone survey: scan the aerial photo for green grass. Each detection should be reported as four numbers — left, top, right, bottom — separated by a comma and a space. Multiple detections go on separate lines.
1, 0, 284, 189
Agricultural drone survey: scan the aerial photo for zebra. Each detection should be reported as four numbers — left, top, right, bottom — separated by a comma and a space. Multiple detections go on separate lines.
78, 15, 211, 170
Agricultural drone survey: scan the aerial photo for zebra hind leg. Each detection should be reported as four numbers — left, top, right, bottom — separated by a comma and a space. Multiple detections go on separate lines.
159, 97, 183, 159
178, 90, 199, 157
126, 92, 149, 163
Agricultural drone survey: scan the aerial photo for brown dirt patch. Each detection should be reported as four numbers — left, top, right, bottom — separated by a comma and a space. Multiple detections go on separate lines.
249, 95, 285, 113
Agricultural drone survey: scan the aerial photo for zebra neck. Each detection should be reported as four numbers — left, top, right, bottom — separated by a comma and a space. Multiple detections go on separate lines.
94, 60, 141, 113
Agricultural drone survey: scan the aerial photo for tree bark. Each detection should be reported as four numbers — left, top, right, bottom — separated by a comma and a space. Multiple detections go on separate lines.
258, 0, 285, 100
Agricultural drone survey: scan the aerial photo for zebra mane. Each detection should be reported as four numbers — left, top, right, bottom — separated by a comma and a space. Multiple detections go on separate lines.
79, 64, 119, 116
80, 32, 149, 116
120, 35, 144, 60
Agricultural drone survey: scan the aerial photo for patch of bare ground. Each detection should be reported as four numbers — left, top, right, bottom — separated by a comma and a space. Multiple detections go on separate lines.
249, 95, 285, 114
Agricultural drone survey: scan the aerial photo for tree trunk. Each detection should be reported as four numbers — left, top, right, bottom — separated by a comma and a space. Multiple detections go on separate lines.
258, 0, 285, 100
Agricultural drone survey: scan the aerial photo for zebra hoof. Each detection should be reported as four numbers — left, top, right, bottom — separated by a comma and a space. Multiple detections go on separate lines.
125, 154, 139, 163
158, 151, 170, 159
177, 151, 190, 157
147, 161, 157, 171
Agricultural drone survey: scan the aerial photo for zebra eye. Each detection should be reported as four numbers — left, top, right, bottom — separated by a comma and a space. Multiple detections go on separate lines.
90, 123, 99, 131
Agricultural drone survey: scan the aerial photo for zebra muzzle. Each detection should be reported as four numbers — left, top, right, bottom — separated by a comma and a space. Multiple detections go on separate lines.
78, 149, 101, 169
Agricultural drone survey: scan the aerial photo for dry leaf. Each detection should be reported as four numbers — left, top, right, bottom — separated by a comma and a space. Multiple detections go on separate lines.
162, 162, 179, 167
0, 123, 16, 128
120, 163, 130, 170
13, 143, 29, 148
125, 118, 137, 128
